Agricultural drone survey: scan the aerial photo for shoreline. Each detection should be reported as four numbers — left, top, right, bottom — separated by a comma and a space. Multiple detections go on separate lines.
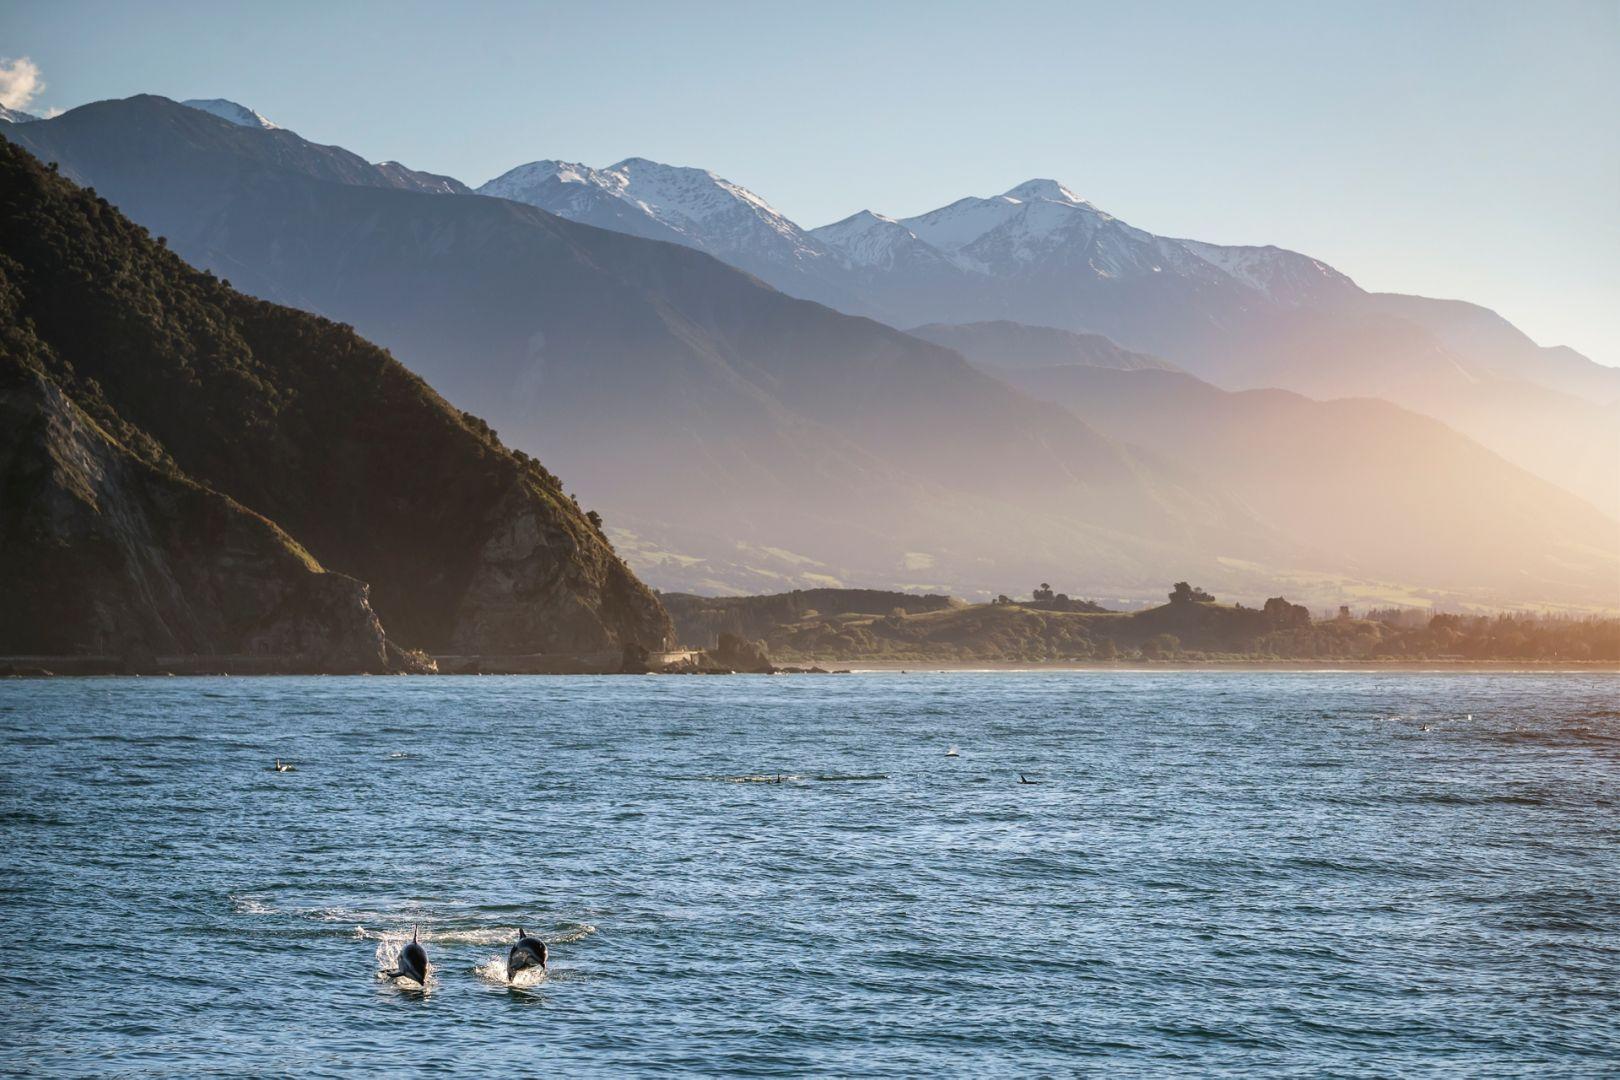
4, 659, 1617, 678
804, 659, 1620, 674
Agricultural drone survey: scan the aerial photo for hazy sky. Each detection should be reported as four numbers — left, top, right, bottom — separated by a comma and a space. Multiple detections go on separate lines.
5, 0, 1617, 365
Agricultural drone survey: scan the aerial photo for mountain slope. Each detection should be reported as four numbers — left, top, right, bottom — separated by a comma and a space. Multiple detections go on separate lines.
1365, 291, 1620, 404
0, 352, 400, 669
477, 156, 875, 315
9, 97, 1611, 608
908, 321, 1184, 373
27, 95, 470, 197
0, 134, 670, 654
999, 364, 1620, 607
2, 96, 1296, 602
523, 164, 1615, 517
181, 98, 279, 129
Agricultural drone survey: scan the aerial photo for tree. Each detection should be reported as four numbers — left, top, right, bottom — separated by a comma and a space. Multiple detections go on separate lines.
1263, 596, 1310, 628
1033, 582, 1055, 602
1169, 581, 1214, 604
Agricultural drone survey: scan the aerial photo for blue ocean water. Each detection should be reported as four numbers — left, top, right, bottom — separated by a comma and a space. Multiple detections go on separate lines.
1, 672, 1616, 1076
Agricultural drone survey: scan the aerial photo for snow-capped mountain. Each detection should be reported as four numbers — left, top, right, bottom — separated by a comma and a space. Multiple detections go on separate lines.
477, 157, 874, 314
816, 178, 1354, 308
373, 160, 469, 196
476, 158, 1353, 323
480, 157, 817, 258
181, 98, 278, 130
0, 105, 40, 123
810, 210, 954, 273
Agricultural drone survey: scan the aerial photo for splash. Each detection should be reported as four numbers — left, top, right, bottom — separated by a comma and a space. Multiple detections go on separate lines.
356, 922, 597, 946
474, 956, 547, 987
373, 938, 432, 991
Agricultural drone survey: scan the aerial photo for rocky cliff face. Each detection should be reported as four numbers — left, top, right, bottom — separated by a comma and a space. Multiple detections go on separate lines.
0, 357, 398, 671
446, 482, 670, 654
0, 137, 671, 662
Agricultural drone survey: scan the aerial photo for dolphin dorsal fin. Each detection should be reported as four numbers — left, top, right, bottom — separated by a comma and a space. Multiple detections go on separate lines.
518, 927, 525, 939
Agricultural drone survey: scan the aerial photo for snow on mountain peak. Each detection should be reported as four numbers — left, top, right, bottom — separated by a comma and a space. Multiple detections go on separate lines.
603, 157, 797, 231
484, 156, 1353, 307
0, 104, 40, 124
480, 155, 823, 262
810, 210, 930, 269
181, 98, 279, 130
1002, 179, 1086, 206
485, 159, 620, 192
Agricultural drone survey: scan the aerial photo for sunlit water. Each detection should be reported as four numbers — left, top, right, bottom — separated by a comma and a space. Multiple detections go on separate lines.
1, 673, 1616, 1075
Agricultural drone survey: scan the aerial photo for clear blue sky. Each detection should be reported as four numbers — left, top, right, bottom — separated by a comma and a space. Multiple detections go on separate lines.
5, 0, 1617, 365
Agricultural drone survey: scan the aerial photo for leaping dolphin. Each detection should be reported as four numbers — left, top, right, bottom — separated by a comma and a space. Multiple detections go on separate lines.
386, 926, 429, 985
507, 928, 548, 982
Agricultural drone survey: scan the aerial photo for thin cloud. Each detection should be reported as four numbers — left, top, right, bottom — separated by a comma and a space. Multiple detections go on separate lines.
0, 56, 45, 111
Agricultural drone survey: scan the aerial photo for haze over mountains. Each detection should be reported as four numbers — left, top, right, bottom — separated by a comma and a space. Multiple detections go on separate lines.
492, 149, 1620, 521
5, 95, 1615, 611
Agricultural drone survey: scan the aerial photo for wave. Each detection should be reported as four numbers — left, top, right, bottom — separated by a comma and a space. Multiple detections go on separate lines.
230, 894, 278, 915
355, 922, 597, 947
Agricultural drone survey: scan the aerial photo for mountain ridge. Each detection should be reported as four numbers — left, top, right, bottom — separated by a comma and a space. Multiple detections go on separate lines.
7, 96, 1613, 608
2, 96, 1294, 603
484, 156, 1617, 516
0, 134, 671, 659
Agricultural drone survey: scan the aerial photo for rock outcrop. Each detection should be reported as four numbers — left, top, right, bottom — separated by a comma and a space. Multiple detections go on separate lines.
0, 357, 397, 671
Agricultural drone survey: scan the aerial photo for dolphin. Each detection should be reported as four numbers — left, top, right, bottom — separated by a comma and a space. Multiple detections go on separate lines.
386, 925, 429, 985
507, 928, 548, 982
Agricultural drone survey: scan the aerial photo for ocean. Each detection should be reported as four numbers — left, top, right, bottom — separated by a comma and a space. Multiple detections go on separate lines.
2, 672, 1616, 1076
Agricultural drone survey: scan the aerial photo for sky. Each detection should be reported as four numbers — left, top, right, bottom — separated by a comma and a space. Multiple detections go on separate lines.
4, 0, 1617, 365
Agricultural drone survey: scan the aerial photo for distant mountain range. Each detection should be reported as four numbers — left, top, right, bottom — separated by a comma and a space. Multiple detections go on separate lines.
5, 95, 1615, 610
486, 150, 1620, 520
